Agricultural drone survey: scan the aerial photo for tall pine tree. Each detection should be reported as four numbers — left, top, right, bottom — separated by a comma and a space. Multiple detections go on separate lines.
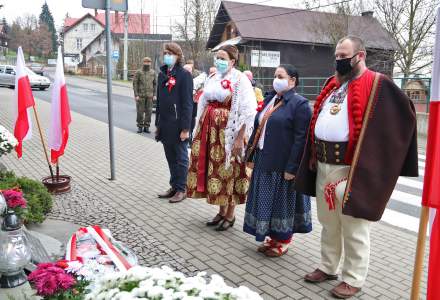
1, 18, 9, 35
39, 2, 57, 54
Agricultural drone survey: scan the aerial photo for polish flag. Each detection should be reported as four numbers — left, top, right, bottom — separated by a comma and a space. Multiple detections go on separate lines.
48, 46, 71, 163
14, 47, 35, 158
422, 6, 440, 300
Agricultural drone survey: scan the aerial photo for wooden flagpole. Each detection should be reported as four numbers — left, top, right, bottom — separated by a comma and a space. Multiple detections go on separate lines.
32, 106, 55, 180
410, 205, 430, 300
56, 161, 60, 182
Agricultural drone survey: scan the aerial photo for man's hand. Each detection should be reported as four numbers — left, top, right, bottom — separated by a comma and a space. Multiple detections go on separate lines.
284, 172, 295, 181
246, 162, 254, 169
135, 96, 140, 101
232, 137, 244, 157
180, 130, 190, 141
153, 96, 157, 101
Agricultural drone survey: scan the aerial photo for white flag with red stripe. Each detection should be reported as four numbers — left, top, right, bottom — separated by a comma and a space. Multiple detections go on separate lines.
422, 6, 440, 300
14, 47, 35, 158
48, 46, 71, 163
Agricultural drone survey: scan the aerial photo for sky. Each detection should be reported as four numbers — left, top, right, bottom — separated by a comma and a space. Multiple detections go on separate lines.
0, 0, 313, 33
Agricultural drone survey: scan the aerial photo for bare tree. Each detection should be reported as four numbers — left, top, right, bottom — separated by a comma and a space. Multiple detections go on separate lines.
302, 0, 400, 75
8, 14, 52, 59
305, 0, 367, 47
34, 23, 52, 57
375, 0, 436, 76
174, 0, 219, 68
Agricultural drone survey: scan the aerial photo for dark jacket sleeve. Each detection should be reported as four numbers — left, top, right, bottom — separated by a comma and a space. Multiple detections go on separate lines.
153, 72, 157, 97
400, 97, 419, 177
179, 70, 194, 131
285, 100, 312, 174
155, 73, 161, 127
245, 117, 259, 162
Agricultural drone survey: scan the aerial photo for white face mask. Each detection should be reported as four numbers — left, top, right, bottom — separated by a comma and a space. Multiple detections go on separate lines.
273, 78, 289, 94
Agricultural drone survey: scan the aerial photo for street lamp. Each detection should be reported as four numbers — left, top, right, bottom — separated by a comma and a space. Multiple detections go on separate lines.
0, 210, 31, 288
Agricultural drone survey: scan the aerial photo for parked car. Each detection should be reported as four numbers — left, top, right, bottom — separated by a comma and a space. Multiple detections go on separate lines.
0, 65, 51, 90
27, 63, 45, 75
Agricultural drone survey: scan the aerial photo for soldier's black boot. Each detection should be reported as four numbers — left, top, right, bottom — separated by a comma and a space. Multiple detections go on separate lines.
137, 127, 143, 133
144, 127, 151, 133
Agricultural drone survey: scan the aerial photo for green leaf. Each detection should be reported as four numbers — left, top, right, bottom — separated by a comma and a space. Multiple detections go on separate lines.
118, 280, 140, 292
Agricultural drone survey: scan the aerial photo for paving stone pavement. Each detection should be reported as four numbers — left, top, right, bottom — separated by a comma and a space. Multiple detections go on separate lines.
0, 96, 428, 300
49, 186, 198, 274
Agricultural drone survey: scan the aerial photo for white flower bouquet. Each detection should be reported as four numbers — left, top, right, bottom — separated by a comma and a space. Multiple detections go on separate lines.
85, 265, 264, 300
0, 125, 18, 157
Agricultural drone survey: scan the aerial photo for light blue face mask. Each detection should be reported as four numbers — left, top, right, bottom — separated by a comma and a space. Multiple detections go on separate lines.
215, 58, 230, 74
164, 54, 176, 67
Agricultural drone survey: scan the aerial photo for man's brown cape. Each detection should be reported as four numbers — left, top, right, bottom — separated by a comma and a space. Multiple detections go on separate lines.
295, 74, 419, 221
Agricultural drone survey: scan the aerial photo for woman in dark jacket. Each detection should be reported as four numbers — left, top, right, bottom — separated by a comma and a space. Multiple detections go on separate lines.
244, 64, 312, 257
155, 42, 194, 203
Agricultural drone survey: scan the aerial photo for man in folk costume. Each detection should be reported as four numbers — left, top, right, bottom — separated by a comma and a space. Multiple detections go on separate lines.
295, 36, 418, 298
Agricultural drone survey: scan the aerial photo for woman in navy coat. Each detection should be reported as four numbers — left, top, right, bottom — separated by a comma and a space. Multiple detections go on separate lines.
155, 42, 194, 203
244, 64, 312, 257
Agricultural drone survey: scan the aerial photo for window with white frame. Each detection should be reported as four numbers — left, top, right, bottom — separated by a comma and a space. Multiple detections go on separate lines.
83, 24, 88, 31
76, 38, 82, 50
91, 24, 96, 32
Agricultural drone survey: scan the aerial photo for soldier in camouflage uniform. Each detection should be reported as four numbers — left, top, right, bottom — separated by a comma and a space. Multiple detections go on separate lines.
133, 57, 156, 133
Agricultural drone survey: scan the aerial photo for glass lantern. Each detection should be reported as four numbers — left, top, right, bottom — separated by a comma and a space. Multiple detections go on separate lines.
0, 210, 31, 288
0, 193, 6, 215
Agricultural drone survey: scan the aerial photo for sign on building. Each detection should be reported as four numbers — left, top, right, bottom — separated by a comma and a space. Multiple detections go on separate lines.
82, 0, 128, 11
47, 59, 57, 66
112, 50, 119, 60
251, 50, 280, 68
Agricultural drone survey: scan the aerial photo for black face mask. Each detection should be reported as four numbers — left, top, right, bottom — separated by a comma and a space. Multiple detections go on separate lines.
335, 53, 359, 76
143, 64, 150, 71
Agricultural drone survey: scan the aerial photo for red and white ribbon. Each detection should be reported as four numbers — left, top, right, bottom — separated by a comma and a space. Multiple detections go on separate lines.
65, 225, 132, 271
324, 178, 347, 211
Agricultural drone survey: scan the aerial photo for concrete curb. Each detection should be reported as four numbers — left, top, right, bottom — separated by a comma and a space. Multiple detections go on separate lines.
66, 75, 132, 88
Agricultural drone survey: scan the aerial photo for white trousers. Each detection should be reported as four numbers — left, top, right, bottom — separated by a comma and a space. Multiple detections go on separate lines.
316, 162, 371, 288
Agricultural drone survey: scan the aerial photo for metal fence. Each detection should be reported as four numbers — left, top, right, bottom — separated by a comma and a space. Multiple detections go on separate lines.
255, 76, 432, 113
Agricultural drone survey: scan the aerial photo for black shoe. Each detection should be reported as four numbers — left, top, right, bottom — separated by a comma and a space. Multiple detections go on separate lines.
144, 127, 151, 133
137, 127, 143, 133
158, 187, 177, 199
206, 214, 225, 226
215, 217, 235, 231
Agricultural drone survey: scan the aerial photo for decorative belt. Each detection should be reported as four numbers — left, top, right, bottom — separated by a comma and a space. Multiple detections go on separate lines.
315, 139, 348, 165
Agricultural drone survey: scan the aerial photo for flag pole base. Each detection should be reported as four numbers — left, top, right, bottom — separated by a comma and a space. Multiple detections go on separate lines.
42, 175, 71, 195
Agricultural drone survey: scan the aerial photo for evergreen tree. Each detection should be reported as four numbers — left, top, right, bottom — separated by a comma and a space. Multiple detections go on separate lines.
1, 17, 9, 35
39, 2, 57, 53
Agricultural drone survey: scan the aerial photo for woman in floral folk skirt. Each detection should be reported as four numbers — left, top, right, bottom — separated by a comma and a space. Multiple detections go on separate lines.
187, 45, 257, 231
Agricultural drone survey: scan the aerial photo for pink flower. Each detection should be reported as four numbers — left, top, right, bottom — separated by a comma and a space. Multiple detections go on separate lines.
36, 276, 57, 296
2, 189, 27, 208
56, 273, 76, 290
28, 262, 76, 297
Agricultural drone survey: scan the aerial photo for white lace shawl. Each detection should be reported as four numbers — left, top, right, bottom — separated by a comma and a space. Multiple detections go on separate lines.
194, 68, 257, 167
